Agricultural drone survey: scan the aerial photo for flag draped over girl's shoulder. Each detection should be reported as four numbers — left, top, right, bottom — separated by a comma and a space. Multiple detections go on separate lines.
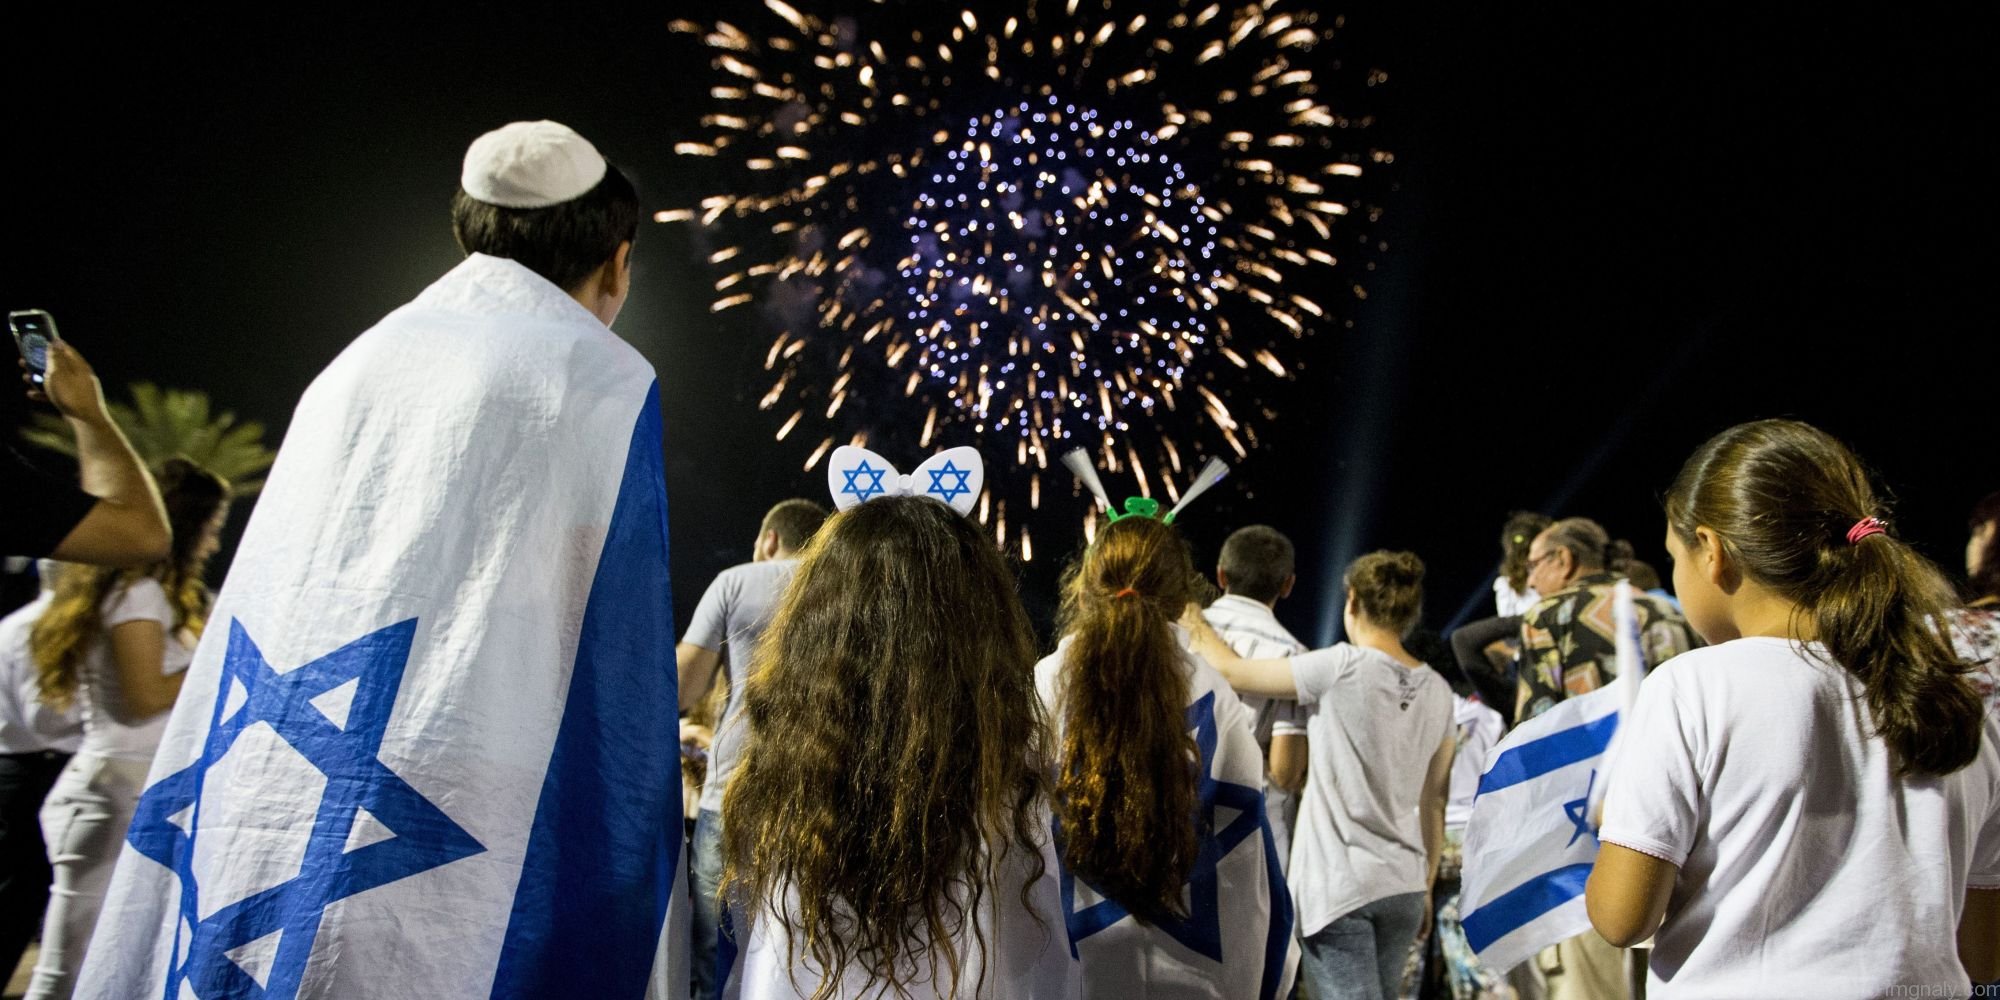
77, 254, 687, 1000
1458, 582, 1647, 974
1040, 636, 1300, 1000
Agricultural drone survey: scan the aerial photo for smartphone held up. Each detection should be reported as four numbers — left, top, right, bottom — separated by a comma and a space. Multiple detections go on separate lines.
10, 309, 60, 386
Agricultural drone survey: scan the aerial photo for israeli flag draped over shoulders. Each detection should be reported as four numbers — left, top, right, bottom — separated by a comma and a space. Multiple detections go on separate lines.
1458, 581, 1647, 973
80, 253, 688, 1000
1048, 638, 1299, 1000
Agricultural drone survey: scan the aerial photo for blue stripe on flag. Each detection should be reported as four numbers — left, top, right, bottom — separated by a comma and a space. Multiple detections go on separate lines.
1476, 711, 1618, 797
1256, 799, 1293, 1000
491, 385, 679, 998
1460, 862, 1594, 954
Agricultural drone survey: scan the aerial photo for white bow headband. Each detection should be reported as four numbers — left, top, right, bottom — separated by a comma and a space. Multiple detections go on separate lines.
826, 445, 986, 516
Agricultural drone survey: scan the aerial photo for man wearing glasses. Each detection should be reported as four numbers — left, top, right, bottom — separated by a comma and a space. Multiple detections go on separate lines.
1515, 517, 1696, 723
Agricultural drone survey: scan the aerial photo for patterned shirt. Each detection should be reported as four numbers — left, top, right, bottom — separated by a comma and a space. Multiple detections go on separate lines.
1517, 572, 1698, 720
1951, 606, 2000, 716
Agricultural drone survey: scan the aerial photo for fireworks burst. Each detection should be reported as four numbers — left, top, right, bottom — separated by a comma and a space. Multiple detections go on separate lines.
663, 0, 1390, 554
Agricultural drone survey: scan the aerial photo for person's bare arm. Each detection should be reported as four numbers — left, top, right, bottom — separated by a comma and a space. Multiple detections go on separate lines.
106, 619, 184, 721
1179, 606, 1300, 699
1268, 732, 1307, 792
1962, 887, 2000, 982
1422, 732, 1454, 890
1585, 843, 1679, 947
676, 642, 723, 713
30, 342, 169, 565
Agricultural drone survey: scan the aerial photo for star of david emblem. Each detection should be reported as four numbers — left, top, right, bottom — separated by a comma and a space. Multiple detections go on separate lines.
127, 619, 484, 998
924, 460, 973, 503
1056, 691, 1264, 963
839, 460, 888, 502
1563, 768, 1598, 847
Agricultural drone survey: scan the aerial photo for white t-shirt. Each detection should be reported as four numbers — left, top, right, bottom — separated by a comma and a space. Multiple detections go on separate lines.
1600, 637, 2000, 998
1492, 577, 1540, 619
729, 821, 1080, 999
1445, 694, 1504, 831
1287, 643, 1453, 937
77, 578, 193, 761
1202, 595, 1307, 747
684, 558, 799, 815
0, 592, 82, 754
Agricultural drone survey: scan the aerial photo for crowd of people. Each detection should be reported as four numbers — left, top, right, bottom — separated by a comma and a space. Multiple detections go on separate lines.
2, 119, 1997, 1000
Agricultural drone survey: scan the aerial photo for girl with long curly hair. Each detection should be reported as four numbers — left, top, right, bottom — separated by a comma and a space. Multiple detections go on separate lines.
720, 494, 1077, 999
1586, 420, 2000, 993
26, 458, 229, 1000
1037, 513, 1297, 999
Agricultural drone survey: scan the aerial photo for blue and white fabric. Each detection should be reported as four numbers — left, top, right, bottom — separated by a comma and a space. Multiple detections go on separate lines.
1458, 582, 1645, 973
1034, 633, 1298, 1000
77, 253, 686, 999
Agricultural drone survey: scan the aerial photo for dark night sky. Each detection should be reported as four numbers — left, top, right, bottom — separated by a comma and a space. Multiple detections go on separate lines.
4, 6, 1993, 643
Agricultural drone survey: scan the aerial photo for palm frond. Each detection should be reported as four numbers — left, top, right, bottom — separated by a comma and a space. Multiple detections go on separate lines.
18, 382, 277, 497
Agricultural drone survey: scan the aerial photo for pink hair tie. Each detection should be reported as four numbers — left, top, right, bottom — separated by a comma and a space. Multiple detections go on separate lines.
1846, 517, 1887, 545
1113, 587, 1140, 600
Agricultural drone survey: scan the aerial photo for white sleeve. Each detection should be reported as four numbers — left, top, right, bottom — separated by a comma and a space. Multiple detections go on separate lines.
1290, 644, 1357, 708
102, 579, 173, 629
1970, 717, 2000, 890
681, 572, 736, 650
1598, 668, 1704, 867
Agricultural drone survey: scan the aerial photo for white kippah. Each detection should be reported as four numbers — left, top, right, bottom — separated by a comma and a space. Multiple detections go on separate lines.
461, 120, 609, 209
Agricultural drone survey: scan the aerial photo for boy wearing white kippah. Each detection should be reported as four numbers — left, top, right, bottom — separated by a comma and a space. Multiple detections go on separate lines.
78, 123, 690, 999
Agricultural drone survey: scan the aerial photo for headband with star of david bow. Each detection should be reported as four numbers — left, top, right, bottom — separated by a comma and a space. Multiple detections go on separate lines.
826, 445, 985, 516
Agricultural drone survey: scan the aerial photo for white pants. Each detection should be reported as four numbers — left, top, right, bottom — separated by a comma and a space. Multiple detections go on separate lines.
29, 752, 150, 1000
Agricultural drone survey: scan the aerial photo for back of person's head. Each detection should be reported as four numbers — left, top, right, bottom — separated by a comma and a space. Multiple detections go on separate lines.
720, 495, 1045, 998
761, 498, 830, 554
1542, 517, 1610, 572
1054, 514, 1200, 926
1970, 491, 2000, 602
32, 458, 230, 710
1615, 552, 1663, 592
1344, 550, 1425, 637
1403, 627, 1467, 696
1217, 525, 1295, 603
1499, 511, 1553, 592
450, 166, 639, 294
1667, 418, 1980, 777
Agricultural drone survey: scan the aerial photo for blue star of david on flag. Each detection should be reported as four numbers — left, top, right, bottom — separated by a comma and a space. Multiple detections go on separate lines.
127, 619, 485, 998
1055, 690, 1292, 1000
1563, 768, 1598, 847
924, 460, 973, 503
839, 460, 888, 502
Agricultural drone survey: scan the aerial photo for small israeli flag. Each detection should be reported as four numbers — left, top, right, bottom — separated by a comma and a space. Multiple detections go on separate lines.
1458, 582, 1646, 972
77, 254, 688, 999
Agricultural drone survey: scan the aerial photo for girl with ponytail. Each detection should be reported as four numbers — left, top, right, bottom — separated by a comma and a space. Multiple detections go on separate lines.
1587, 419, 2000, 993
1036, 514, 1297, 999
1187, 551, 1456, 1000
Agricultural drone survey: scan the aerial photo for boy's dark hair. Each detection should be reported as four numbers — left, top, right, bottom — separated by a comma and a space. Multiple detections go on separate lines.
761, 499, 830, 553
450, 164, 639, 293
1217, 525, 1295, 603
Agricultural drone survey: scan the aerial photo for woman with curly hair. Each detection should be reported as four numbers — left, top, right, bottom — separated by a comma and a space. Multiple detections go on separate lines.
26, 458, 229, 1000
1038, 513, 1297, 999
720, 494, 1077, 999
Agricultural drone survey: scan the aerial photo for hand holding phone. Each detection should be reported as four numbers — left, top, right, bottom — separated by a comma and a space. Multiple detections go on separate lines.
10, 309, 59, 386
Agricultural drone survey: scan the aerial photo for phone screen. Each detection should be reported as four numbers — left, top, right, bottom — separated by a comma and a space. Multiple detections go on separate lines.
9, 310, 58, 384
